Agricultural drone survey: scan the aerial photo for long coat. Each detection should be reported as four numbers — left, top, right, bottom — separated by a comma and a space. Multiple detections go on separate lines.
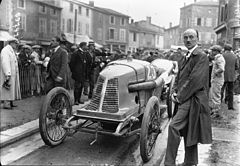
47, 47, 68, 84
69, 49, 91, 83
0, 44, 21, 100
222, 51, 239, 82
175, 47, 212, 146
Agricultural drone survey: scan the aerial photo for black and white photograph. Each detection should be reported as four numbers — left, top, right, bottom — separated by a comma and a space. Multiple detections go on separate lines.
0, 0, 240, 165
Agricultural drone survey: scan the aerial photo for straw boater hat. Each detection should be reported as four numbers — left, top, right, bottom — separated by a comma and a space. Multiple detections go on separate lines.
7, 37, 19, 44
22, 44, 32, 50
32, 45, 42, 49
88, 41, 95, 47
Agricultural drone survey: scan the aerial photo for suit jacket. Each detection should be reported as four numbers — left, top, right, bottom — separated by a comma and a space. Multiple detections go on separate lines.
174, 46, 212, 146
222, 51, 239, 82
18, 52, 31, 67
69, 49, 91, 82
47, 47, 68, 83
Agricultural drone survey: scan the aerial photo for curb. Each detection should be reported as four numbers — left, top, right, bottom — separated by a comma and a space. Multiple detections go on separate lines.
0, 102, 90, 148
0, 119, 39, 148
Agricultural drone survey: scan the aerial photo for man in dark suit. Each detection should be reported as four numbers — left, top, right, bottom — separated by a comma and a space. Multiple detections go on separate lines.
221, 44, 239, 110
87, 41, 97, 99
45, 36, 68, 93
164, 29, 212, 166
69, 42, 91, 105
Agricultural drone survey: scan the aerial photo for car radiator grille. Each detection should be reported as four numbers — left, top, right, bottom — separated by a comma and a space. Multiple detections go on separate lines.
102, 78, 119, 113
85, 76, 105, 110
85, 77, 119, 113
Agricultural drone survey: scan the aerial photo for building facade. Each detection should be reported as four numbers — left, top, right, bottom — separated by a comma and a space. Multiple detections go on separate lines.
11, 0, 62, 46
214, 0, 240, 50
0, 0, 13, 31
178, 1, 218, 48
128, 17, 164, 52
60, 0, 93, 44
91, 3, 129, 53
164, 23, 180, 49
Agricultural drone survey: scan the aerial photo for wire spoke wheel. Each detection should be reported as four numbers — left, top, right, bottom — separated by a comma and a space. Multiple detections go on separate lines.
39, 87, 72, 146
140, 96, 161, 163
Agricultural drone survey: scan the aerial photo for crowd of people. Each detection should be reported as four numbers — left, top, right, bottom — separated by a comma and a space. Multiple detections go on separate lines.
0, 34, 240, 111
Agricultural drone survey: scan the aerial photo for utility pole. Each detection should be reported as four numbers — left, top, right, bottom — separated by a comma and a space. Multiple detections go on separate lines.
74, 9, 77, 44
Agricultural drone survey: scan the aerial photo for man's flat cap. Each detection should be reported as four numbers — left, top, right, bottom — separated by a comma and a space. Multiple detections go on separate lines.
210, 45, 222, 52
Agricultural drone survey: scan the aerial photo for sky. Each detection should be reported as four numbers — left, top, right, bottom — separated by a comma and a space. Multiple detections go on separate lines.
81, 0, 201, 28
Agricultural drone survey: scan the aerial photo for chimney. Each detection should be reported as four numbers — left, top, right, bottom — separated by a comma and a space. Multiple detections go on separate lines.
169, 22, 172, 28
146, 16, 151, 24
131, 19, 134, 24
89, 1, 94, 6
194, 0, 197, 3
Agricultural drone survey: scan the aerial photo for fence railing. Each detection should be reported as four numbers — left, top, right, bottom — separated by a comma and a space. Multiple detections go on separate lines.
18, 63, 46, 98
18, 63, 74, 98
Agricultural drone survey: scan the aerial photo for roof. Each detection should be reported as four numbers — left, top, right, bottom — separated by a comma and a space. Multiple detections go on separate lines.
33, 0, 62, 9
181, 1, 218, 9
93, 6, 130, 17
129, 23, 163, 35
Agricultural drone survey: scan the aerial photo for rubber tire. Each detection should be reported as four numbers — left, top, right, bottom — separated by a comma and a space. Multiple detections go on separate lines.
140, 96, 160, 163
167, 76, 175, 119
39, 87, 73, 147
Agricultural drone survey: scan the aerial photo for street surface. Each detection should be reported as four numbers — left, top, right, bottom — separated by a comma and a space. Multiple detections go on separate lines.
1, 115, 169, 165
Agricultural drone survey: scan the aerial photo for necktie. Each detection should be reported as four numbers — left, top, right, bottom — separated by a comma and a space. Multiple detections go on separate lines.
185, 51, 190, 60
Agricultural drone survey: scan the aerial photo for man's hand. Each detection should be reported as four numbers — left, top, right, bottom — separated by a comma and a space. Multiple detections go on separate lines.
5, 75, 11, 81
171, 92, 180, 103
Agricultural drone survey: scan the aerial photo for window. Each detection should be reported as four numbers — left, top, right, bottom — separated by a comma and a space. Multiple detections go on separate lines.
86, 8, 89, 17
98, 14, 103, 24
86, 23, 89, 35
18, 0, 25, 9
206, 18, 212, 27
70, 3, 73, 12
39, 18, 47, 33
133, 32, 137, 42
120, 29, 125, 42
19, 15, 26, 31
39, 5, 47, 14
50, 8, 57, 16
78, 6, 82, 14
50, 20, 57, 34
121, 18, 125, 26
78, 21, 82, 34
110, 16, 115, 24
197, 17, 202, 26
97, 28, 102, 40
187, 18, 191, 27
62, 19, 65, 32
205, 32, 211, 41
220, 5, 224, 22
109, 28, 115, 39
67, 19, 73, 33
224, 4, 228, 20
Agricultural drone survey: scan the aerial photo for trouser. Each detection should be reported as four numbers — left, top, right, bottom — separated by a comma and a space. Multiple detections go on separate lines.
83, 73, 95, 98
45, 77, 66, 94
221, 81, 234, 109
164, 100, 198, 166
74, 80, 84, 103
83, 81, 89, 95
209, 80, 223, 113
88, 73, 95, 98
